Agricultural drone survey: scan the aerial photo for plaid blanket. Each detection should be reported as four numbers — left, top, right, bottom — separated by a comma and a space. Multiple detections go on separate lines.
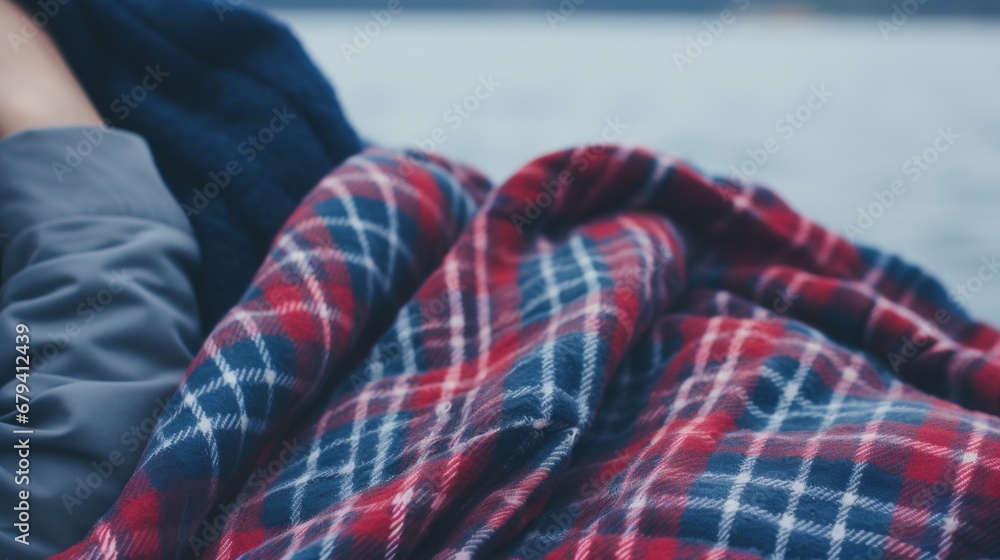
57, 146, 1000, 559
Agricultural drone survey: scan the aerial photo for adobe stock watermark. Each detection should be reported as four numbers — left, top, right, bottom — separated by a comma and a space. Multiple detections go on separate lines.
595, 245, 678, 319
843, 126, 959, 240
948, 255, 999, 309
521, 451, 629, 559
340, 0, 410, 63
672, 0, 750, 72
189, 438, 303, 554
397, 75, 502, 177
729, 84, 834, 184
51, 64, 170, 183
213, 0, 246, 20
348, 340, 406, 393
886, 309, 952, 374
607, 246, 799, 321
761, 287, 800, 320
5, 0, 69, 53
181, 106, 297, 217
108, 65, 171, 122
29, 269, 134, 372
262, 269, 308, 309
878, 0, 929, 40
545, 0, 586, 30
857, 463, 960, 559
885, 255, 996, 373
60, 395, 172, 514
509, 116, 629, 233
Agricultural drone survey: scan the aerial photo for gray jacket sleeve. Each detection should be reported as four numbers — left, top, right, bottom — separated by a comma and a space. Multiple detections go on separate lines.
0, 126, 201, 558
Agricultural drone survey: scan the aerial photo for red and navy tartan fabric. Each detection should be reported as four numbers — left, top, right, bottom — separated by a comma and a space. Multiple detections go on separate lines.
57, 146, 1000, 559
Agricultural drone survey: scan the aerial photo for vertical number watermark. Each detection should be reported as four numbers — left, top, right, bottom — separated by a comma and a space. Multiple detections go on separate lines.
13, 323, 32, 547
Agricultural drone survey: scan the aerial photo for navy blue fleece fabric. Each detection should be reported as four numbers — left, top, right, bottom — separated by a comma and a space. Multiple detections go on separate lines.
15, 0, 362, 331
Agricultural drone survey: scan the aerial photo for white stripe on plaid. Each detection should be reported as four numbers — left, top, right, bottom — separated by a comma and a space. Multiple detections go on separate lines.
710, 341, 822, 559
615, 310, 745, 560
936, 423, 987, 559
456, 235, 608, 557
329, 178, 382, 296
773, 353, 864, 558
436, 208, 496, 516
365, 234, 472, 557
827, 381, 904, 559
538, 238, 563, 423
570, 235, 605, 426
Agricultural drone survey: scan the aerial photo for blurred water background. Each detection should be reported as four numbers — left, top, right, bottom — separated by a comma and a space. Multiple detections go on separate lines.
265, 4, 1000, 323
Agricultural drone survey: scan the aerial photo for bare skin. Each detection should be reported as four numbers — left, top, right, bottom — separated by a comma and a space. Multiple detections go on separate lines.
0, 0, 101, 138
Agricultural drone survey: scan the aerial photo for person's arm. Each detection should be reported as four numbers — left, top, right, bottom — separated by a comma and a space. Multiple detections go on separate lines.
0, 0, 101, 137
0, 1, 202, 557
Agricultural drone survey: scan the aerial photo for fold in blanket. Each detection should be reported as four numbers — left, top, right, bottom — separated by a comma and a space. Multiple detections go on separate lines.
16, 0, 362, 330
57, 147, 1000, 559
